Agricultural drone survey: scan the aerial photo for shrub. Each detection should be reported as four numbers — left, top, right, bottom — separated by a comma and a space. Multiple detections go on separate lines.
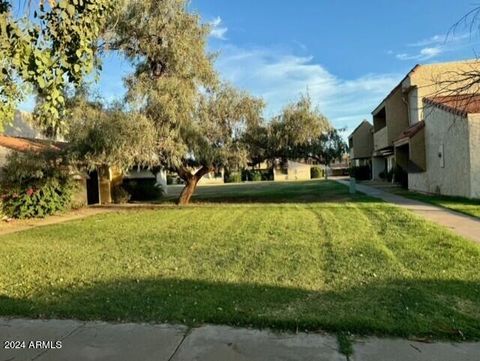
112, 184, 131, 204
310, 167, 324, 179
242, 169, 272, 182
260, 169, 274, 181
349, 165, 371, 181
0, 151, 74, 219
122, 178, 163, 201
250, 172, 262, 182
379, 169, 394, 182
225, 172, 242, 183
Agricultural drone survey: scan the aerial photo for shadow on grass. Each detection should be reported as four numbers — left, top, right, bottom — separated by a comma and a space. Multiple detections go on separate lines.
2, 277, 480, 340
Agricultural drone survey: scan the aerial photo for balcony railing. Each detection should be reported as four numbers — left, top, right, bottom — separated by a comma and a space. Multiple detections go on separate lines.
374, 127, 388, 151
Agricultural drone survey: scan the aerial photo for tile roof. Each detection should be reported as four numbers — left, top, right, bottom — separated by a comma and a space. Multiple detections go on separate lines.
424, 94, 480, 117
395, 121, 425, 142
0, 135, 66, 153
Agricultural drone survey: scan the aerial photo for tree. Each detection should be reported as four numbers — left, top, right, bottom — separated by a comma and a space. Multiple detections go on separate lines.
175, 84, 264, 204
304, 128, 347, 179
0, 0, 114, 134
263, 94, 346, 178
270, 94, 330, 159
65, 96, 158, 172
113, 0, 264, 204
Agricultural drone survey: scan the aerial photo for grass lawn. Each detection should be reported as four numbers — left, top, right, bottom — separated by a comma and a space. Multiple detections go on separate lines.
391, 189, 480, 219
1, 180, 480, 340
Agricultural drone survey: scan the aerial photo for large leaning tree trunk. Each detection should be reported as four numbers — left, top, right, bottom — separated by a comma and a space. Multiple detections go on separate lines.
176, 166, 213, 205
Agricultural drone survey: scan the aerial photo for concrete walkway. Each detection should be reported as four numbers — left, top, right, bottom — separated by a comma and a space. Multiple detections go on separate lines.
1, 318, 479, 361
335, 179, 480, 244
0, 208, 115, 237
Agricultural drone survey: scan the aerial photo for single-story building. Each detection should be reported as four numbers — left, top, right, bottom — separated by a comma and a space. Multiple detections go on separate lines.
0, 135, 88, 206
273, 160, 311, 181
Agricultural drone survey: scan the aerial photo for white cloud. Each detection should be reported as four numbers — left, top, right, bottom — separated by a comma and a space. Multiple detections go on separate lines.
209, 17, 228, 40
396, 46, 443, 61
393, 32, 476, 61
408, 33, 470, 47
215, 45, 401, 132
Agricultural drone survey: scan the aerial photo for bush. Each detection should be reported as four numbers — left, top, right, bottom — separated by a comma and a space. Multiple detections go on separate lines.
349, 165, 371, 181
260, 169, 274, 181
379, 169, 394, 182
250, 172, 262, 182
225, 172, 242, 183
243, 169, 272, 181
0, 151, 74, 219
122, 178, 163, 201
310, 167, 324, 179
112, 184, 131, 204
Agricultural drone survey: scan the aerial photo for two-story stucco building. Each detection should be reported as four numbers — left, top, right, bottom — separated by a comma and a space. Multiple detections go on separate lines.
348, 120, 373, 168
407, 95, 480, 199
371, 59, 480, 184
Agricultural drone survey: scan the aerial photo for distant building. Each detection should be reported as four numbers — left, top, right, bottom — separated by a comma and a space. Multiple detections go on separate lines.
348, 120, 373, 168
273, 160, 312, 181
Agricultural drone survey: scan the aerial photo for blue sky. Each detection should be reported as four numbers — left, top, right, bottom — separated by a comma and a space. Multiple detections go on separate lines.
20, 1, 480, 133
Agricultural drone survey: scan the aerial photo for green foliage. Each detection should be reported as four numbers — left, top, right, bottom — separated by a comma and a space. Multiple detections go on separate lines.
0, 151, 74, 218
337, 333, 353, 358
111, 184, 131, 204
66, 100, 158, 171
349, 165, 371, 181
250, 171, 262, 182
310, 167, 324, 179
122, 178, 163, 201
225, 172, 242, 184
0, 0, 114, 134
242, 169, 263, 182
269, 94, 330, 160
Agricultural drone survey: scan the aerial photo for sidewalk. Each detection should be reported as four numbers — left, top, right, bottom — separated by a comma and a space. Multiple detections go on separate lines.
0, 318, 479, 361
0, 208, 115, 237
335, 179, 480, 244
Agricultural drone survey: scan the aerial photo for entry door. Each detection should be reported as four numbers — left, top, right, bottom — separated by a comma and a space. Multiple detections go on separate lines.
86, 170, 100, 205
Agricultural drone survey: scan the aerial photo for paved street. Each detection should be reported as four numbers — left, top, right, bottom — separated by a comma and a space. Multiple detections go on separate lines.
1, 318, 479, 361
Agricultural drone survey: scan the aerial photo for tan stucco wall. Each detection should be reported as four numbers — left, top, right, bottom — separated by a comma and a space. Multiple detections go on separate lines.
409, 127, 426, 171
386, 86, 409, 144
273, 161, 311, 181
409, 105, 472, 197
403, 60, 480, 124
350, 121, 373, 159
468, 113, 480, 198
373, 126, 388, 151
198, 170, 225, 185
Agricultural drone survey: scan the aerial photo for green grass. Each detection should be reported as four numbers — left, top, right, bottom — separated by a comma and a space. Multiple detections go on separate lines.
391, 189, 480, 219
1, 180, 480, 340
